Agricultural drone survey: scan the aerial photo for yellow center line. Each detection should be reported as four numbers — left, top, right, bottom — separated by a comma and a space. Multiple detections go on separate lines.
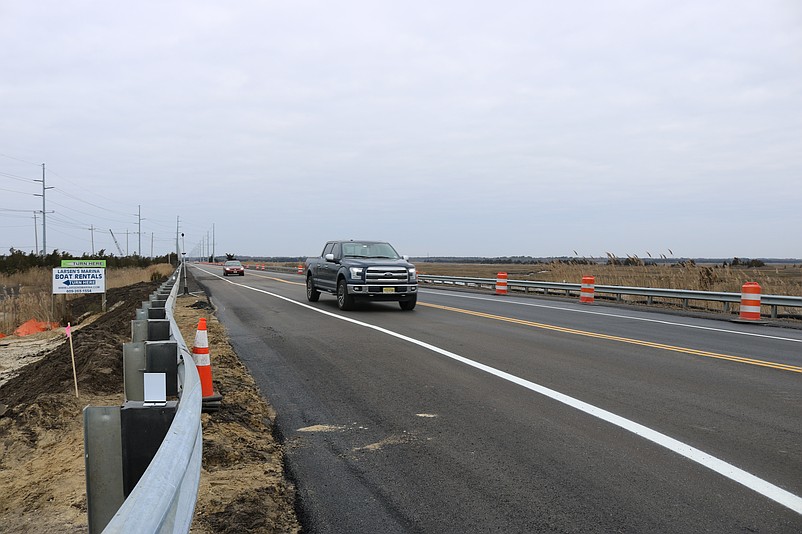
266, 276, 303, 286
420, 302, 802, 374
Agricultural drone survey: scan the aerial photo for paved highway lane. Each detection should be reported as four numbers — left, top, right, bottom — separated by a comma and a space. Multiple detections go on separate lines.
190, 265, 802, 532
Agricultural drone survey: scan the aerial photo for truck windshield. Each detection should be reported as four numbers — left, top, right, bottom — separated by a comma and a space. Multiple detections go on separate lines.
341, 242, 399, 259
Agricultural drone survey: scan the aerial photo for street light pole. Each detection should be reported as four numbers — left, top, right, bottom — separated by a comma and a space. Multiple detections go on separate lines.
181, 232, 188, 295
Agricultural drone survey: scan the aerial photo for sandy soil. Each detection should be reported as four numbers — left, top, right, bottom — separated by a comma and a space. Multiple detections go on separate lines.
0, 279, 300, 533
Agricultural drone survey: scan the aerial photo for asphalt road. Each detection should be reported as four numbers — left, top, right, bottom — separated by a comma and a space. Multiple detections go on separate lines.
190, 265, 802, 533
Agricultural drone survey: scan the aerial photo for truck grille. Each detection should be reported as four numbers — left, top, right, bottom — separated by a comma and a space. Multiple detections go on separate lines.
365, 266, 408, 284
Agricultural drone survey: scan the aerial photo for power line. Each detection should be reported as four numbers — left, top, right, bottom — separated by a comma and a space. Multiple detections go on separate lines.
48, 199, 133, 225
6, 154, 179, 230
47, 167, 141, 210
0, 186, 34, 195
0, 152, 40, 166
0, 170, 36, 182
49, 213, 92, 230
52, 186, 134, 215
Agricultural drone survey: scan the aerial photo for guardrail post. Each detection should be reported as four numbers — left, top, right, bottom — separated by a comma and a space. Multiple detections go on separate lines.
148, 306, 166, 319
84, 406, 124, 534
123, 342, 147, 401
120, 401, 178, 496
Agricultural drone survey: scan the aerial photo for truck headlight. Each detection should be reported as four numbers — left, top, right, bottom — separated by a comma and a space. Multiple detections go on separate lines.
408, 267, 417, 281
349, 267, 363, 279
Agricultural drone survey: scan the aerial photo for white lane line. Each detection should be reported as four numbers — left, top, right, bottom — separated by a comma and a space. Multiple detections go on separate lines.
421, 289, 802, 344
194, 266, 802, 515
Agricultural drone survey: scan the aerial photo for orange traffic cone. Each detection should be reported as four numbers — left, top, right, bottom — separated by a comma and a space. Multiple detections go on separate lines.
297, 265, 303, 274
192, 318, 215, 397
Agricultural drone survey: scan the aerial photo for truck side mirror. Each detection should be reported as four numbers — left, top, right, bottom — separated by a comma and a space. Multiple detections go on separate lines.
402, 255, 409, 261
325, 253, 335, 262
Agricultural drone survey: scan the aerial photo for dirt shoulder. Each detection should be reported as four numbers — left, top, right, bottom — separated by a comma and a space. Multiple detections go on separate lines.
0, 279, 300, 533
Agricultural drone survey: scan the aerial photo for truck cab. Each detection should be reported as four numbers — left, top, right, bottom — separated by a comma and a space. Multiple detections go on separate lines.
305, 240, 418, 311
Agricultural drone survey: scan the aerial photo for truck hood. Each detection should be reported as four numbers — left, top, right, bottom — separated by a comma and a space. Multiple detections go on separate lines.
344, 258, 413, 268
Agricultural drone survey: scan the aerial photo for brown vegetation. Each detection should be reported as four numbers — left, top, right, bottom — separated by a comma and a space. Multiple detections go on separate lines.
0, 265, 175, 335
415, 261, 802, 318
415, 261, 801, 293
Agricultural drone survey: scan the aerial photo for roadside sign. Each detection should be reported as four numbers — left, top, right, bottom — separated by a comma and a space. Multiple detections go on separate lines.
53, 268, 106, 294
61, 259, 106, 268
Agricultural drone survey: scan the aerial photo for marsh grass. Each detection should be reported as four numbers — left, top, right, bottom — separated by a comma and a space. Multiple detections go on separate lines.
1, 264, 175, 334
415, 262, 802, 318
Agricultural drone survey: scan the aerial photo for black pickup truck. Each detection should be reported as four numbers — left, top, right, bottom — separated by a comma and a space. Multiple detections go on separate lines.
305, 240, 418, 310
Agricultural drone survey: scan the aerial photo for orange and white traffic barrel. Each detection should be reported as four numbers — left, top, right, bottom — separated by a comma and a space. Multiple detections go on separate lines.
192, 318, 215, 398
580, 276, 595, 303
495, 272, 508, 295
297, 265, 304, 274
739, 282, 762, 321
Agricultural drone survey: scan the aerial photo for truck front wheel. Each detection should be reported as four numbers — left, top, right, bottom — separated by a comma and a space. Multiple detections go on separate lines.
306, 275, 320, 302
399, 296, 417, 311
337, 278, 354, 310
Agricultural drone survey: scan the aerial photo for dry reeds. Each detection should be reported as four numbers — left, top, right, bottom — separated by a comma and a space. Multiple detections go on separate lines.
415, 261, 802, 317
0, 264, 175, 335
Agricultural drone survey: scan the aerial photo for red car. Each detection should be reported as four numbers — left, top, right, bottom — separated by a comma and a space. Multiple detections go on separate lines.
223, 260, 245, 276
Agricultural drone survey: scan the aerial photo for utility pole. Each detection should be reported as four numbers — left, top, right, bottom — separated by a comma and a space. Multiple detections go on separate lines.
151, 232, 154, 259
212, 223, 215, 261
125, 229, 129, 256
137, 205, 145, 257
34, 163, 53, 257
33, 212, 39, 255
89, 225, 95, 255
175, 216, 180, 267
181, 232, 188, 295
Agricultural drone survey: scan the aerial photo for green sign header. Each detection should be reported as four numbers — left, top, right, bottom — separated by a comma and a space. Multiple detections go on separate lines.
60, 260, 107, 268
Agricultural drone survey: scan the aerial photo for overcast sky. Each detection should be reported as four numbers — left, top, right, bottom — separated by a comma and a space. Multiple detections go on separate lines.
1, 1, 800, 260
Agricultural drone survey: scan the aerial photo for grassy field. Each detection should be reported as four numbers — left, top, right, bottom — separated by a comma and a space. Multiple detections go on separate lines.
414, 261, 802, 317
1, 264, 176, 334
415, 261, 802, 293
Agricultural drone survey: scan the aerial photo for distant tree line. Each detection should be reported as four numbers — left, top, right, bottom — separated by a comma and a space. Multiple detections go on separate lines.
727, 257, 765, 268
0, 248, 176, 275
412, 256, 775, 268
414, 256, 556, 264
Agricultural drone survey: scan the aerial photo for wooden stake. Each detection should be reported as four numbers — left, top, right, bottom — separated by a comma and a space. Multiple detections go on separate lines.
67, 322, 78, 398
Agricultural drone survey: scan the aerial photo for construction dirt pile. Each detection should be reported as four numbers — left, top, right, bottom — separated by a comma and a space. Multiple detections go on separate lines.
0, 278, 300, 533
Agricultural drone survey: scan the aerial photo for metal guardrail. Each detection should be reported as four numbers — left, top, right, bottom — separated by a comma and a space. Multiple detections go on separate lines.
102, 267, 203, 533
419, 275, 802, 319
